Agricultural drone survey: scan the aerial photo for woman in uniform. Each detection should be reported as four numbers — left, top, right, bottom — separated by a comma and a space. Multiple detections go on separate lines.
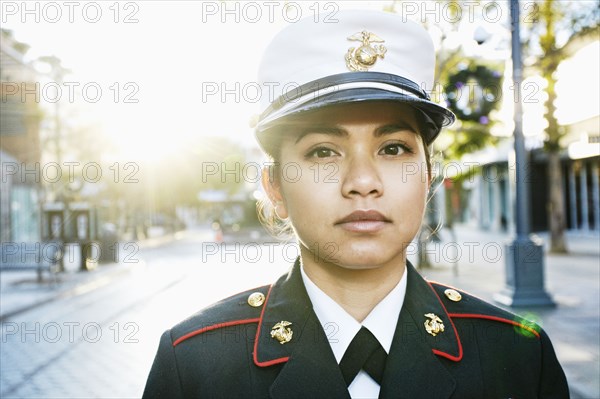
144, 9, 569, 398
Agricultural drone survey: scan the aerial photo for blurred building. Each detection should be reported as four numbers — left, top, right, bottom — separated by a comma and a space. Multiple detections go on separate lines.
454, 39, 599, 233
0, 29, 43, 242
530, 115, 599, 232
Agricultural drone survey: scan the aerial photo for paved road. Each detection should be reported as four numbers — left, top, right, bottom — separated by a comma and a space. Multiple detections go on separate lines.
1, 229, 290, 398
1, 226, 598, 398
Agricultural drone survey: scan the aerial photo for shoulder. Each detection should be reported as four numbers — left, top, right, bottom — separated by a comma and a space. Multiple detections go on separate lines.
426, 280, 569, 396
427, 280, 542, 339
145, 285, 275, 396
168, 284, 271, 347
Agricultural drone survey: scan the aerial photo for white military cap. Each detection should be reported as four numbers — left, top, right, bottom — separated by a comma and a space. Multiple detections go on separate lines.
255, 9, 455, 145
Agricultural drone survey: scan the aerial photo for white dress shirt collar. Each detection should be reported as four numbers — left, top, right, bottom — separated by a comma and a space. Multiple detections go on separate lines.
300, 265, 408, 362
301, 266, 408, 397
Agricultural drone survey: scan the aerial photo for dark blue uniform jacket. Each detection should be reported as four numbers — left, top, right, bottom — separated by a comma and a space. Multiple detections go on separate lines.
143, 260, 569, 398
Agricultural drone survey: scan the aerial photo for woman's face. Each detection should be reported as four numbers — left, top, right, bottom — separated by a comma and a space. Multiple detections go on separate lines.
264, 101, 429, 271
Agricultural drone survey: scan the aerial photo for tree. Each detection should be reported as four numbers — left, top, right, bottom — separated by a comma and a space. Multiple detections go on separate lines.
531, 0, 599, 252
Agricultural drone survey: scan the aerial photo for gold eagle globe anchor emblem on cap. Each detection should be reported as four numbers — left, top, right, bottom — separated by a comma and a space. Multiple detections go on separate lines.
345, 30, 387, 71
424, 313, 445, 336
270, 321, 293, 344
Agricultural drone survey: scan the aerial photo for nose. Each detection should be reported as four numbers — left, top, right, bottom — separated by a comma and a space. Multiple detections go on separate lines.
341, 153, 383, 198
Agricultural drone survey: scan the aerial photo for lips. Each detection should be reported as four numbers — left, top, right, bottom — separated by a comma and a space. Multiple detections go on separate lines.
335, 210, 391, 232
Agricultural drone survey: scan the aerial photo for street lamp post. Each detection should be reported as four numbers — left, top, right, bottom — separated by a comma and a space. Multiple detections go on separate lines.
494, 0, 555, 307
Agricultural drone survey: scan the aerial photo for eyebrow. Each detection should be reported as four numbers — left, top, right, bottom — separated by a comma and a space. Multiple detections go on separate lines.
294, 122, 417, 144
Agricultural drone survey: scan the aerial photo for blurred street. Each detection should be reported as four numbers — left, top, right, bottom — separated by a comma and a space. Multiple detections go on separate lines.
0, 225, 598, 398
1, 227, 290, 398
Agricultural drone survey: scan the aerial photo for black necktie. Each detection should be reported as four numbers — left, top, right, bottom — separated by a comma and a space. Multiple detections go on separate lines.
339, 326, 387, 386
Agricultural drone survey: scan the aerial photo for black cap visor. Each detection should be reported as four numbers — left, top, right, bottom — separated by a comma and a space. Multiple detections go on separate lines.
256, 87, 455, 145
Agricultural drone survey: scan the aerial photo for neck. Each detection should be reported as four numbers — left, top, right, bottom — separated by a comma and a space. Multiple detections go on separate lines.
300, 248, 406, 322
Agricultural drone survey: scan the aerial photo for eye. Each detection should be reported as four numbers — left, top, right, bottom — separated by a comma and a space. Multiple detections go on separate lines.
306, 146, 338, 159
379, 143, 411, 156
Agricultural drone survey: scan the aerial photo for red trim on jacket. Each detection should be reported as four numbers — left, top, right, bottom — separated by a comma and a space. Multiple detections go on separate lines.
427, 281, 464, 362
253, 284, 290, 367
448, 313, 541, 339
172, 318, 261, 347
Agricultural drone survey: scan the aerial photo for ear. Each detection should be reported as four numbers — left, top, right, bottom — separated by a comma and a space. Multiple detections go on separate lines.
261, 166, 288, 219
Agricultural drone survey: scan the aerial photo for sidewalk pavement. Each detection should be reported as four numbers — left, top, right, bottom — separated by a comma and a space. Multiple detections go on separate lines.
1, 225, 598, 397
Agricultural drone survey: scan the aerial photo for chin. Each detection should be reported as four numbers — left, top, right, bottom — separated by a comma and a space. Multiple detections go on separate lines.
300, 237, 408, 269
326, 246, 403, 270
337, 262, 386, 271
